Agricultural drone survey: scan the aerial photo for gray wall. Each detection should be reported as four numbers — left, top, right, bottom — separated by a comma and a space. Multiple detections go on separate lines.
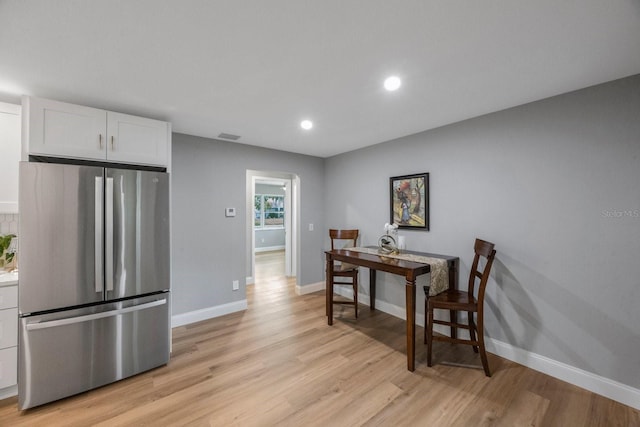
171, 134, 325, 316
324, 75, 640, 389
255, 228, 285, 250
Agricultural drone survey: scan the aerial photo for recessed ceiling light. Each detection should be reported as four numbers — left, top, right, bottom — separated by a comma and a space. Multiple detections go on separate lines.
384, 76, 402, 91
300, 120, 313, 130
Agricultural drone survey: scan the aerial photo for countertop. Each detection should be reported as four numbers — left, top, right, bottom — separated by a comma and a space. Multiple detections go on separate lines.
0, 271, 18, 287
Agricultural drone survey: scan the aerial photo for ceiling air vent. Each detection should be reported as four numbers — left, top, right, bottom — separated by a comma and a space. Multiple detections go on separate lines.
218, 133, 241, 141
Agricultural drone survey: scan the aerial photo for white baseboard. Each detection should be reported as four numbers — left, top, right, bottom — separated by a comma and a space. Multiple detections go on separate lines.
296, 281, 325, 295
333, 287, 640, 410
0, 385, 17, 400
171, 299, 247, 328
255, 245, 285, 253
486, 338, 640, 411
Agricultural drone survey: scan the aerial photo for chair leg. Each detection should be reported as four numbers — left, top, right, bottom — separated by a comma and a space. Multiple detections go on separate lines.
449, 310, 457, 339
426, 303, 434, 367
477, 314, 491, 377
468, 311, 478, 353
353, 277, 358, 319
424, 296, 428, 344
326, 282, 331, 316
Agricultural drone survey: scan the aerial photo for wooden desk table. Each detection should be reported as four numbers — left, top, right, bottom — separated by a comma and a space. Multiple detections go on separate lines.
325, 248, 459, 371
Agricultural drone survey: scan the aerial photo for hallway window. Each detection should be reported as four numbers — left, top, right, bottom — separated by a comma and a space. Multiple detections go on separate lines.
254, 194, 284, 228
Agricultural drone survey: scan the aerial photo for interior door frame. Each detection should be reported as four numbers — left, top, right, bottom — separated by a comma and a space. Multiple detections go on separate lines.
246, 170, 299, 284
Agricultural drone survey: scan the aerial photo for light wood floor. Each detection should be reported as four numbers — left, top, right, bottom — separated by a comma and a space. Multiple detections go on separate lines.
1, 252, 638, 426
254, 249, 286, 282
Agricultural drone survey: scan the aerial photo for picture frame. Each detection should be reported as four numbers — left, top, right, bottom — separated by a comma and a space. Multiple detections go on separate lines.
390, 173, 429, 230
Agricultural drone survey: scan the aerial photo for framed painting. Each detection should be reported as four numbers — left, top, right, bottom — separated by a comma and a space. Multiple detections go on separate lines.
390, 173, 429, 230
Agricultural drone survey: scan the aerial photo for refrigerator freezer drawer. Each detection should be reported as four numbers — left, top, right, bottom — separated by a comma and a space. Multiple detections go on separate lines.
19, 294, 170, 410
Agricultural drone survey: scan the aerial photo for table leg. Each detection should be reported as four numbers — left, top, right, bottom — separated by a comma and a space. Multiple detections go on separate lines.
369, 269, 377, 311
449, 259, 459, 339
326, 255, 333, 326
405, 278, 416, 372
449, 258, 459, 290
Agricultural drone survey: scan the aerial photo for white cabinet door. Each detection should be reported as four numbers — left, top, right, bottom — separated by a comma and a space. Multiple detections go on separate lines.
26, 97, 107, 161
0, 102, 21, 213
0, 285, 17, 392
106, 112, 169, 166
0, 347, 17, 389
0, 285, 18, 310
0, 308, 17, 350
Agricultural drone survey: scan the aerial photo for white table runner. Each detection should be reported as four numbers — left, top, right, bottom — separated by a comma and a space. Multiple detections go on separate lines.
349, 247, 449, 296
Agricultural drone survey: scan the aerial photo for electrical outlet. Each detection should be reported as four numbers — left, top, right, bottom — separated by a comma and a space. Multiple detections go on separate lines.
232, 280, 239, 291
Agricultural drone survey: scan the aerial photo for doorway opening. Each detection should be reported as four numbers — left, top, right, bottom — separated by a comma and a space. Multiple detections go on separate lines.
246, 170, 299, 288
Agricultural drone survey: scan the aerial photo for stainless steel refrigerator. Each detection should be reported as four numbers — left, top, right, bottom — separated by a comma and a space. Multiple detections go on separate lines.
18, 161, 170, 410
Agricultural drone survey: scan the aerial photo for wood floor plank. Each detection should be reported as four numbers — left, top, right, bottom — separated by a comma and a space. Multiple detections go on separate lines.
493, 390, 550, 427
0, 250, 638, 425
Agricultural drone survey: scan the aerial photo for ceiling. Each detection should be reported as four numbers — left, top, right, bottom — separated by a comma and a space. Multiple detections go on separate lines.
1, 1, 639, 158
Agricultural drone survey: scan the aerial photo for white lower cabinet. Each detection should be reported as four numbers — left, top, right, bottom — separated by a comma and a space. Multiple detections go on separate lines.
0, 347, 17, 389
0, 285, 18, 396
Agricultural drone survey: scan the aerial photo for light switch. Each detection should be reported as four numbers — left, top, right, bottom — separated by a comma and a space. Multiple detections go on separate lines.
225, 207, 236, 217
308, 223, 314, 231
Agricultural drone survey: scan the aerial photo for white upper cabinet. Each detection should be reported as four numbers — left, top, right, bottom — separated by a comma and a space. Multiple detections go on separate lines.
23, 96, 170, 168
24, 97, 106, 160
0, 102, 21, 213
105, 112, 168, 166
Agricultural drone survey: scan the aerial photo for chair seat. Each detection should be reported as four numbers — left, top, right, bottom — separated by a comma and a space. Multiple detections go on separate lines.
429, 290, 477, 311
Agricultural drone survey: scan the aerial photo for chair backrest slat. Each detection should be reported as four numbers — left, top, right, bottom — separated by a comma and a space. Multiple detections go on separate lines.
329, 229, 359, 250
468, 238, 496, 298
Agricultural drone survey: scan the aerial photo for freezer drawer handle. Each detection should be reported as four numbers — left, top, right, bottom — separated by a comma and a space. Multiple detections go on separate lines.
25, 299, 167, 331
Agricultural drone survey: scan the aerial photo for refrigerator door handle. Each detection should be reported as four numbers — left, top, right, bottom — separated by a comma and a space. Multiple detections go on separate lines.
105, 176, 114, 292
95, 176, 104, 293
25, 298, 167, 331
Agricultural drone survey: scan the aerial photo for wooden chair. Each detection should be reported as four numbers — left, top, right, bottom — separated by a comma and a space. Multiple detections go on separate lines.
328, 229, 360, 318
425, 238, 497, 376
